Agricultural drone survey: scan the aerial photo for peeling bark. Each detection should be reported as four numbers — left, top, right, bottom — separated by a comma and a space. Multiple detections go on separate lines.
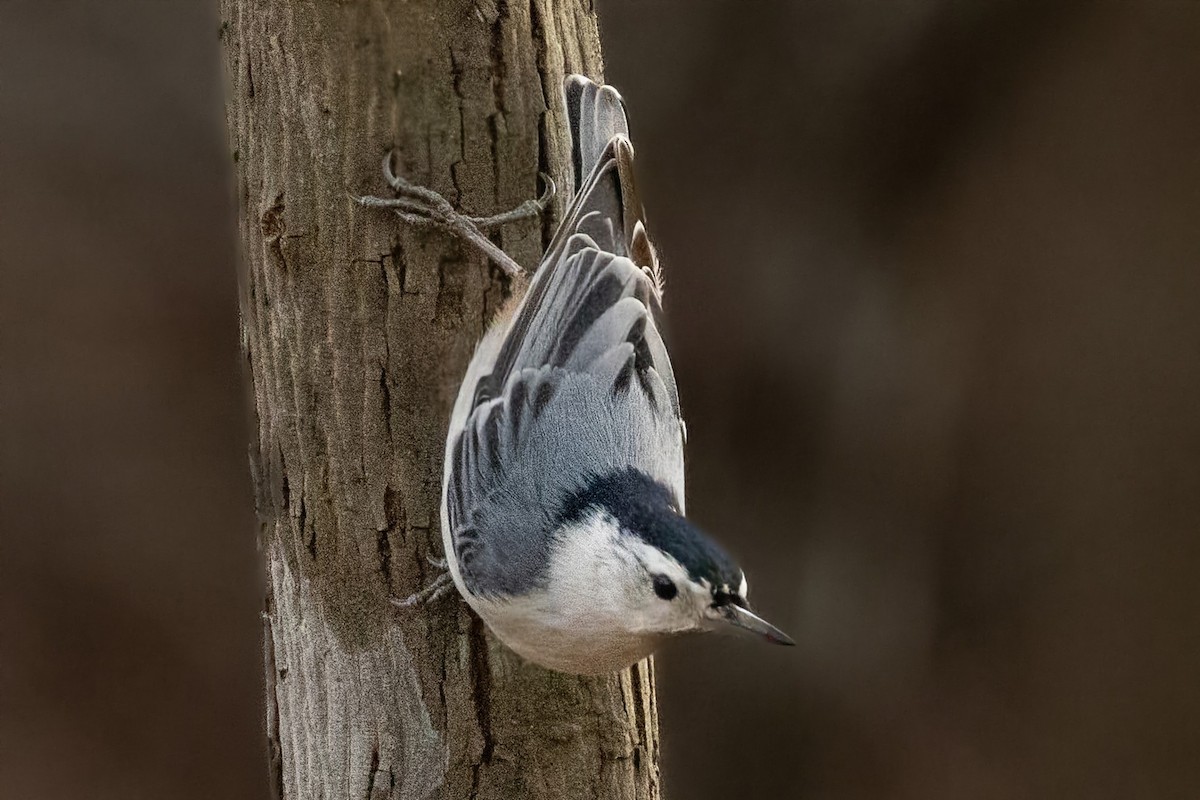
219, 1, 660, 798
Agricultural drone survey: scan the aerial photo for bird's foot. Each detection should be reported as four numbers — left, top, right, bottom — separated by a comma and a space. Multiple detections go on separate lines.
390, 554, 456, 608
391, 570, 456, 608
353, 152, 555, 279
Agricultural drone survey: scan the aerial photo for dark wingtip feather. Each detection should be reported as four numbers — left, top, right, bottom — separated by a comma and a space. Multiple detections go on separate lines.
564, 75, 588, 193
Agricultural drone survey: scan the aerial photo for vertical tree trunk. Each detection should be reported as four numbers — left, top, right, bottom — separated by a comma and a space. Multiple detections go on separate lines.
219, 2, 660, 798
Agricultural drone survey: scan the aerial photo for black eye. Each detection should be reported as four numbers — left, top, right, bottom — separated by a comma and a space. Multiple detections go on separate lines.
652, 574, 677, 600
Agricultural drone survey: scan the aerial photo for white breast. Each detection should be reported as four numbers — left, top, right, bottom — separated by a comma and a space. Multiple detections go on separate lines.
468, 589, 659, 674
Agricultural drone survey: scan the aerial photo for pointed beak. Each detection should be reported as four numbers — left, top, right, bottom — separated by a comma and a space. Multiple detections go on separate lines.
717, 603, 795, 646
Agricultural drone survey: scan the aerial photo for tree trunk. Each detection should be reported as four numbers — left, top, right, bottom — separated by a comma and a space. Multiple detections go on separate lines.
219, 2, 660, 798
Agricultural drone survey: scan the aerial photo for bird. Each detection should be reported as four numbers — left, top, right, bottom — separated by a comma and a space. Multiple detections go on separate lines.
359, 74, 793, 674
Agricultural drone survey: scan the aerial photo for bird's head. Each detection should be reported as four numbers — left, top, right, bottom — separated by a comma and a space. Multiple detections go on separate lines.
546, 468, 794, 653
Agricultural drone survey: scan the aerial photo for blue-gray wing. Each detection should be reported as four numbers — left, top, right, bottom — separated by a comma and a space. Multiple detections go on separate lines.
447, 76, 683, 598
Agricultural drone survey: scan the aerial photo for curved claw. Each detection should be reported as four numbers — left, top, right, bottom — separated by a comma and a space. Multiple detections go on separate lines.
382, 150, 400, 190
382, 149, 429, 198
535, 171, 556, 208
382, 150, 437, 202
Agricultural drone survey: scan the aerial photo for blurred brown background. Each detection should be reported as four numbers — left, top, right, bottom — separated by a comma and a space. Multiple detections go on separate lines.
3, 2, 1198, 798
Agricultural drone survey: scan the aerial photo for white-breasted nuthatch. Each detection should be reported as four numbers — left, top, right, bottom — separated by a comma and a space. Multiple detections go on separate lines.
360, 75, 793, 674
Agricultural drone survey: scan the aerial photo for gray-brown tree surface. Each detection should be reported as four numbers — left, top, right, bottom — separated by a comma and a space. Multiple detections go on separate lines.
219, 2, 660, 798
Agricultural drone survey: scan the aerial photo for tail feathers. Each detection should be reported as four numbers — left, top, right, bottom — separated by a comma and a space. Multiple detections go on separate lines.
467, 76, 671, 411
564, 75, 629, 195
558, 76, 661, 289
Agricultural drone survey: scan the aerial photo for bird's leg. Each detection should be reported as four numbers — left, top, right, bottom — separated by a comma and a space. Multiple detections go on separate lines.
353, 152, 555, 279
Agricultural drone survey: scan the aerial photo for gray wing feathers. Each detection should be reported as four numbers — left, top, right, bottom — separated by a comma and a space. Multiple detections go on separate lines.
449, 76, 682, 597
484, 143, 668, 401
453, 366, 683, 596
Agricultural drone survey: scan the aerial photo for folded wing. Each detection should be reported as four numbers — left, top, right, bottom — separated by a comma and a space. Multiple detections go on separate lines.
447, 76, 684, 598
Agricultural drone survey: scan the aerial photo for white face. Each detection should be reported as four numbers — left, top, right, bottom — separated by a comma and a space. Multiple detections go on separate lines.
544, 509, 726, 639
472, 508, 757, 673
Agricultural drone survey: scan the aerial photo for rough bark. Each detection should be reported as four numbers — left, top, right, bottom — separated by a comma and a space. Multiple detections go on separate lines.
219, 2, 660, 798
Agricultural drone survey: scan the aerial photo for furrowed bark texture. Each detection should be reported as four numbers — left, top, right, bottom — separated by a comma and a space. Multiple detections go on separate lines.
219, 2, 660, 799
